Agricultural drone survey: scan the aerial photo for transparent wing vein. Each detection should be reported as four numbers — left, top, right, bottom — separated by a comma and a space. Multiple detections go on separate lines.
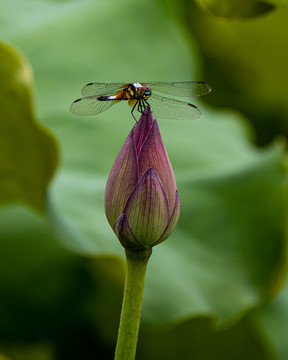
81, 82, 127, 96
70, 96, 115, 116
143, 81, 212, 97
148, 94, 201, 120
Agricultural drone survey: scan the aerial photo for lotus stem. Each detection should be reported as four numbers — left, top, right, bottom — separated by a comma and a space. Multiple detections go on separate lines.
114, 248, 152, 360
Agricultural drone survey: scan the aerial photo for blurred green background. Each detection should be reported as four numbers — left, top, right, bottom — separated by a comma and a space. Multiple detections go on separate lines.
1, 0, 288, 359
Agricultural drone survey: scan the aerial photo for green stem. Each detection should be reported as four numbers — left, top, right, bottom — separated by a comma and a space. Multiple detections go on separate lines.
115, 248, 152, 360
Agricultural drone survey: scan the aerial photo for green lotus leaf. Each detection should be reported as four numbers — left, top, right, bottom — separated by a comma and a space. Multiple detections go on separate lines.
196, 0, 278, 18
0, 41, 58, 210
253, 275, 288, 360
0, 204, 123, 358
188, 3, 288, 145
137, 315, 274, 360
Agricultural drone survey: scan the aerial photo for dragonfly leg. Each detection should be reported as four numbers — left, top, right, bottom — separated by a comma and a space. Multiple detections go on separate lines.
131, 101, 138, 123
143, 99, 150, 109
137, 101, 142, 114
137, 99, 147, 114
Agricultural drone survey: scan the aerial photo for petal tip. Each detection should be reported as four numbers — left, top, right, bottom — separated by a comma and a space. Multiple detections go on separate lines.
153, 190, 181, 246
113, 213, 146, 251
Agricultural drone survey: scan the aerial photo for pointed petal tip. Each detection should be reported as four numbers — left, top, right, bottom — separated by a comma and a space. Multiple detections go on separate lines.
153, 190, 181, 246
142, 105, 154, 118
113, 213, 146, 251
137, 106, 155, 128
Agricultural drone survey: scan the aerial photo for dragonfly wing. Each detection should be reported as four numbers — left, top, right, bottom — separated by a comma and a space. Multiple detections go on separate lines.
70, 96, 115, 116
147, 93, 201, 120
81, 82, 127, 96
143, 81, 212, 97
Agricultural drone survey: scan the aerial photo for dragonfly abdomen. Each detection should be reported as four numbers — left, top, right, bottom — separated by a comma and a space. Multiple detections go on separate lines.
98, 89, 129, 102
98, 95, 118, 101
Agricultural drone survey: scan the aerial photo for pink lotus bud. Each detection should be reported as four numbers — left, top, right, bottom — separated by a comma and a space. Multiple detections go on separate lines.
105, 107, 180, 250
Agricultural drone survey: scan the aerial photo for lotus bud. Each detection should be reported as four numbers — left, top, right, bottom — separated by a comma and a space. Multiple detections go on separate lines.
105, 107, 180, 250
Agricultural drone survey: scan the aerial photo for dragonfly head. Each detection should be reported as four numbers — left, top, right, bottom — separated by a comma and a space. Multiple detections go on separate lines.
138, 86, 152, 100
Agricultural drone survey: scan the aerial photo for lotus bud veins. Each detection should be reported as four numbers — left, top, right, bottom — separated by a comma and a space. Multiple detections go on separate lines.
105, 106, 180, 250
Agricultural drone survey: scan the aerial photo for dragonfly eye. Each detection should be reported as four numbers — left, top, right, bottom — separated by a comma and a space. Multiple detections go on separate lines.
145, 90, 151, 95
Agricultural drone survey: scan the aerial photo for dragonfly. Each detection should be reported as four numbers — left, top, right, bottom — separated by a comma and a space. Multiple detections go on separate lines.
70, 81, 212, 121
